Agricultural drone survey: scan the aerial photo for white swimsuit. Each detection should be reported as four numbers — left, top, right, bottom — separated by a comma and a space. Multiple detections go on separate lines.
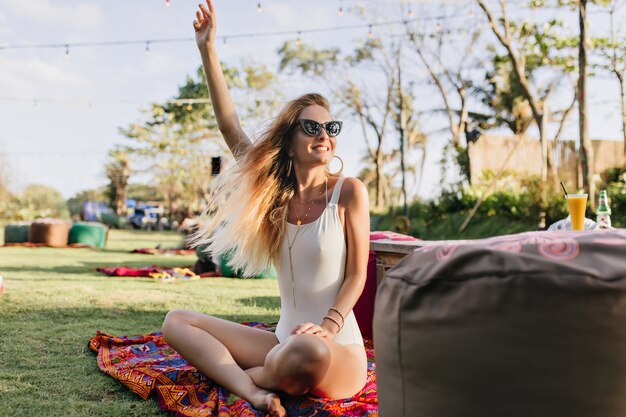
275, 177, 364, 347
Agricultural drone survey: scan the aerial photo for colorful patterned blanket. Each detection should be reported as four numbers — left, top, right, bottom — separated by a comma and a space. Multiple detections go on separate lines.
89, 322, 378, 417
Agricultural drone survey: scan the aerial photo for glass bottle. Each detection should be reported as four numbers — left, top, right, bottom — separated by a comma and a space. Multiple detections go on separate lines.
596, 190, 612, 229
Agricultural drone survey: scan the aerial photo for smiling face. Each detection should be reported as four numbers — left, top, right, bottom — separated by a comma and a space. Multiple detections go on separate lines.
289, 104, 337, 167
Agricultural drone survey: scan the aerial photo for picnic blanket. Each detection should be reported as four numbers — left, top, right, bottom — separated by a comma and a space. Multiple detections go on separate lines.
131, 248, 196, 256
89, 322, 378, 417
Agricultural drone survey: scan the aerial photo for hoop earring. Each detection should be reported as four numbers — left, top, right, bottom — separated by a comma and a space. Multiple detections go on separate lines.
287, 158, 293, 176
327, 155, 344, 176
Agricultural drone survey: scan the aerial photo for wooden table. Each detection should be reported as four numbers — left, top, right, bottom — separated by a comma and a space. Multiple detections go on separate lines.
369, 239, 431, 285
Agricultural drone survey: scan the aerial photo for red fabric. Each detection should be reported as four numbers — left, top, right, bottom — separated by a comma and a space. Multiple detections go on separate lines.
96, 265, 221, 279
353, 231, 418, 339
96, 266, 171, 277
131, 248, 196, 256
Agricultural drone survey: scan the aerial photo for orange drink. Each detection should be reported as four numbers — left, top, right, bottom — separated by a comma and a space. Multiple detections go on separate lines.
567, 194, 588, 231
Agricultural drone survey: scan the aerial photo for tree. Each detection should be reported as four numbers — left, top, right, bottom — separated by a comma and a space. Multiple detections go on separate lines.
104, 148, 131, 216
119, 61, 281, 214
405, 20, 485, 183
0, 152, 15, 219
476, 0, 582, 194
278, 39, 428, 210
595, 1, 626, 164
19, 184, 69, 219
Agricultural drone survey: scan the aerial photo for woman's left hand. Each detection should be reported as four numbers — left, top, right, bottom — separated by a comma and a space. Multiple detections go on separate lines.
291, 322, 333, 339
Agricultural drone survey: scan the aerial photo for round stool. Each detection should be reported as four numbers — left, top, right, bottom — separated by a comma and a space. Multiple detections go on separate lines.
195, 243, 212, 262
4, 223, 30, 244
220, 251, 277, 279
28, 219, 71, 248
68, 222, 108, 248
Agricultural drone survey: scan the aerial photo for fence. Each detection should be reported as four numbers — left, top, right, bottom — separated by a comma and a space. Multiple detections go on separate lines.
469, 135, 625, 186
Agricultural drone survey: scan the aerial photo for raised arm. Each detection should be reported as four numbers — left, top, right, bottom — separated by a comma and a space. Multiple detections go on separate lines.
194, 1, 252, 160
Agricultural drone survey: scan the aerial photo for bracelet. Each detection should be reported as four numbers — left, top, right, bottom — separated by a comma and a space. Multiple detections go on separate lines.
323, 315, 342, 332
328, 307, 346, 326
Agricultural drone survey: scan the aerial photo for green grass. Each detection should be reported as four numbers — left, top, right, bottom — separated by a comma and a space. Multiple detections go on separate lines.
0, 229, 280, 417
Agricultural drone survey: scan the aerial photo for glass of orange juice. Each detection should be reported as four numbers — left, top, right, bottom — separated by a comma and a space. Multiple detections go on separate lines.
567, 194, 588, 231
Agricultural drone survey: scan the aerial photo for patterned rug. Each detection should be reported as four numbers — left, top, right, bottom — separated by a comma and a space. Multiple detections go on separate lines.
89, 322, 378, 417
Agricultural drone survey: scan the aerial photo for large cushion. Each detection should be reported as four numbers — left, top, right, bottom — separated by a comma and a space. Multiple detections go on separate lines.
4, 223, 30, 244
28, 219, 71, 248
374, 230, 626, 417
68, 222, 108, 248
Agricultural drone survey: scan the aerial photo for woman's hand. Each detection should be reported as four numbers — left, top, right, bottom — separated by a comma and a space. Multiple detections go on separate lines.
193, 1, 216, 52
291, 322, 335, 340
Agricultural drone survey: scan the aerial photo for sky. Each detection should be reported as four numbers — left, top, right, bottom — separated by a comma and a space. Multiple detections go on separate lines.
0, 0, 624, 201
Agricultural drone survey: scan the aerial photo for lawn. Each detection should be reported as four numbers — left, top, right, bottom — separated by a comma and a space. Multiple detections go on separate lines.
0, 229, 281, 417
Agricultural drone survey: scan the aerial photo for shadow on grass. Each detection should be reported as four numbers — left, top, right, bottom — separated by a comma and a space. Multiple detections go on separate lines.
236, 296, 281, 310
0, 260, 195, 276
0, 306, 279, 334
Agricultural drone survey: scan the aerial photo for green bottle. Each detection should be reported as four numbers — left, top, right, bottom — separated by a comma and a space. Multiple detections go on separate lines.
596, 190, 611, 229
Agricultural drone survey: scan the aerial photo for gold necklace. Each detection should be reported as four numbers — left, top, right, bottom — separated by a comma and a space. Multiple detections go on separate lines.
286, 179, 328, 309
292, 183, 327, 206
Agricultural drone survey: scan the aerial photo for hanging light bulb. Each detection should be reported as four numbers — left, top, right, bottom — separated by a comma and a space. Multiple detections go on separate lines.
338, 6, 343, 16
222, 37, 228, 48
368, 25, 373, 39
407, 8, 414, 18
435, 22, 443, 32
257, 2, 263, 12
295, 32, 302, 46
64, 44, 70, 59
144, 41, 151, 55
165, 0, 171, 7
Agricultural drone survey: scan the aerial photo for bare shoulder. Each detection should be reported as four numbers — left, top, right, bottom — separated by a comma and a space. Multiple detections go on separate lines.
338, 177, 369, 208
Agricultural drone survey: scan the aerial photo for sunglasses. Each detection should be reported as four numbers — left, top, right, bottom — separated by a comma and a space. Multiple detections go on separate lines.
298, 119, 343, 137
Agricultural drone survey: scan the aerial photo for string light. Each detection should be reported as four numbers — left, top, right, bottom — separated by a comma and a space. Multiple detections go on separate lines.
144, 41, 150, 55
368, 24, 373, 38
257, 2, 263, 12
295, 31, 302, 46
407, 7, 414, 17
435, 21, 443, 32
64, 44, 69, 59
339, 0, 344, 16
222, 37, 228, 48
1, 9, 523, 56
165, 0, 171, 7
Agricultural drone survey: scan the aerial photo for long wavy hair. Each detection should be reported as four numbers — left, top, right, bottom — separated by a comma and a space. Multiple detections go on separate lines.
192, 93, 337, 276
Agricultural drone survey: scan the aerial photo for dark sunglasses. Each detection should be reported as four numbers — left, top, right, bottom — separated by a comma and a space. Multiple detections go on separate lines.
298, 119, 343, 137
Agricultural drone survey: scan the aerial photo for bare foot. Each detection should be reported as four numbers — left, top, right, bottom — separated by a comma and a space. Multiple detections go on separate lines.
265, 392, 286, 417
249, 390, 286, 417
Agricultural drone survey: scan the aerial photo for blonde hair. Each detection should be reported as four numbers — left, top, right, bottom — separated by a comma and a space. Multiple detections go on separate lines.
192, 93, 337, 276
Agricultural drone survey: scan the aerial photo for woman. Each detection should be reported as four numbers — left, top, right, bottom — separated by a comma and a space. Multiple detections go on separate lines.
161, 2, 370, 416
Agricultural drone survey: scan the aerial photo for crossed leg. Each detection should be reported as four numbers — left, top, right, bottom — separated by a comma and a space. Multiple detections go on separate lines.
247, 333, 368, 399
162, 310, 368, 415
161, 310, 285, 416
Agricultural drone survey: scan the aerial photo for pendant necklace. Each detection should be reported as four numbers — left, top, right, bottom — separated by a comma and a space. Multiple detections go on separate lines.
287, 179, 328, 309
